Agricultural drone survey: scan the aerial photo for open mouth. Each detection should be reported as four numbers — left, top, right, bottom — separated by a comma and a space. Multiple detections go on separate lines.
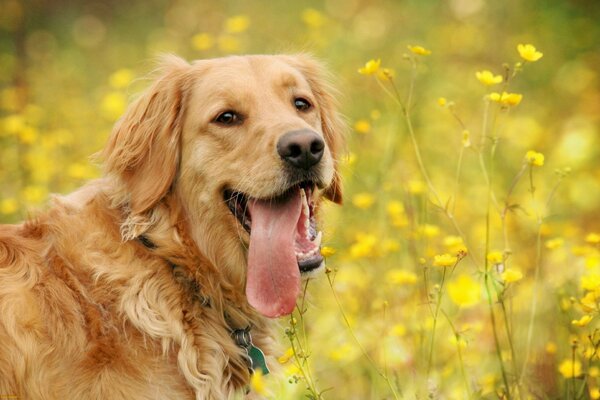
224, 181, 323, 273
224, 181, 324, 318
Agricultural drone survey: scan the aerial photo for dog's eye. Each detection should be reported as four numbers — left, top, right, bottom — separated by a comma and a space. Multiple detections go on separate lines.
214, 111, 241, 125
294, 98, 312, 112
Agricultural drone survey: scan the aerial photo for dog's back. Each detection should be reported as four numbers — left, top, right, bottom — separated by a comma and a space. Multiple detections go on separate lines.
0, 185, 196, 399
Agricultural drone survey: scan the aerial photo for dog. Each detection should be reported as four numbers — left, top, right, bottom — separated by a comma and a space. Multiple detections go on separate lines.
0, 54, 344, 399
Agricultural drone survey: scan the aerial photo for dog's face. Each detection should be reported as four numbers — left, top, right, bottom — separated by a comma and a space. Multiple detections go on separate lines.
103, 55, 344, 318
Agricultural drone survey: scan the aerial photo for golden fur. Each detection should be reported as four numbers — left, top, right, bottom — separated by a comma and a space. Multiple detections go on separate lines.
0, 55, 344, 399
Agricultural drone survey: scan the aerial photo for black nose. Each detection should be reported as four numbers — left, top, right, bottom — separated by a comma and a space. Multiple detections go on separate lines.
277, 130, 325, 170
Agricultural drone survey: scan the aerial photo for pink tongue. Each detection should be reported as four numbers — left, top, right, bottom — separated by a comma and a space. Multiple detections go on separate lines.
246, 189, 302, 317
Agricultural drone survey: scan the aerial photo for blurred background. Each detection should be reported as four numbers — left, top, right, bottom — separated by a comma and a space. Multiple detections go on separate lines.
1, 0, 599, 398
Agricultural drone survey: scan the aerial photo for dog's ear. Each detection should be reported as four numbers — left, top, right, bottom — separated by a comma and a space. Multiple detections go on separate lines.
102, 55, 190, 215
286, 54, 346, 204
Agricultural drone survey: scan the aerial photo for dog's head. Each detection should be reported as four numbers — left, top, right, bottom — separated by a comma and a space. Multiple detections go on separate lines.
103, 55, 345, 317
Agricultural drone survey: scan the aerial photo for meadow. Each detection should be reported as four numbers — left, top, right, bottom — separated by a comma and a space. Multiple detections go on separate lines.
1, 0, 599, 398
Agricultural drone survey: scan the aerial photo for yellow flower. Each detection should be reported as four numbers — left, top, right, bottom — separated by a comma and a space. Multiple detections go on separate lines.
558, 359, 582, 378
581, 290, 599, 312
224, 15, 250, 34
582, 272, 600, 291
284, 364, 301, 377
407, 45, 431, 56
461, 129, 471, 148
390, 323, 407, 337
352, 193, 375, 209
433, 253, 458, 267
250, 369, 267, 395
408, 180, 425, 194
387, 201, 405, 217
545, 237, 564, 250
586, 233, 600, 245
387, 200, 409, 228
350, 233, 378, 258
487, 251, 504, 265
525, 150, 545, 166
517, 44, 543, 62
358, 59, 381, 75
475, 70, 503, 86
447, 274, 481, 307
109, 68, 134, 89
387, 201, 408, 228
418, 224, 440, 238
591, 388, 600, 400
385, 269, 418, 285
101, 91, 127, 121
18, 125, 37, 144
0, 198, 18, 214
191, 33, 214, 51
302, 8, 327, 28
572, 314, 593, 327
354, 119, 371, 134
587, 255, 600, 269
443, 236, 467, 254
2, 114, 25, 135
437, 97, 447, 107
370, 109, 381, 120
489, 91, 523, 106
320, 246, 336, 257
278, 347, 294, 364
501, 268, 523, 283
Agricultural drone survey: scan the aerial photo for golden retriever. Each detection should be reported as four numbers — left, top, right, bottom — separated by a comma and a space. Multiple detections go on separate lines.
0, 54, 344, 399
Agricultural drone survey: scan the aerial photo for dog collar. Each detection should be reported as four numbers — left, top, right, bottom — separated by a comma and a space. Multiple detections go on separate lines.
231, 326, 270, 376
136, 234, 269, 376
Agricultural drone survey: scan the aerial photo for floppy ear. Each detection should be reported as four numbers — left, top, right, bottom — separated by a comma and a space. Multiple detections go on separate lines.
286, 54, 346, 204
102, 55, 190, 215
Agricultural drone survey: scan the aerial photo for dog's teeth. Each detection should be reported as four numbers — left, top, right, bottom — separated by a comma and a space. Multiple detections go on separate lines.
301, 189, 309, 213
312, 231, 322, 246
296, 250, 306, 259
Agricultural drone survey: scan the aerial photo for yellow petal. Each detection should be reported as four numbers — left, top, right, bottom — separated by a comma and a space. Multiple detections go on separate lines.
358, 59, 381, 75
517, 44, 543, 62
407, 45, 431, 56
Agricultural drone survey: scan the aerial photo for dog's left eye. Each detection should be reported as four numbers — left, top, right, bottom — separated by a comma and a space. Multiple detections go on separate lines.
214, 111, 242, 126
294, 98, 312, 112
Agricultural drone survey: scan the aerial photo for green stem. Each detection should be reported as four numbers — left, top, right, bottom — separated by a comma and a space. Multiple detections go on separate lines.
483, 128, 512, 398
326, 272, 401, 400
498, 289, 522, 399
484, 272, 511, 398
440, 309, 471, 399
427, 267, 448, 377
452, 145, 465, 216
519, 173, 566, 387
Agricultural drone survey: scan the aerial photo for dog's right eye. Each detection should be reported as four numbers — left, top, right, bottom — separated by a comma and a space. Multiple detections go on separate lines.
214, 111, 241, 125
